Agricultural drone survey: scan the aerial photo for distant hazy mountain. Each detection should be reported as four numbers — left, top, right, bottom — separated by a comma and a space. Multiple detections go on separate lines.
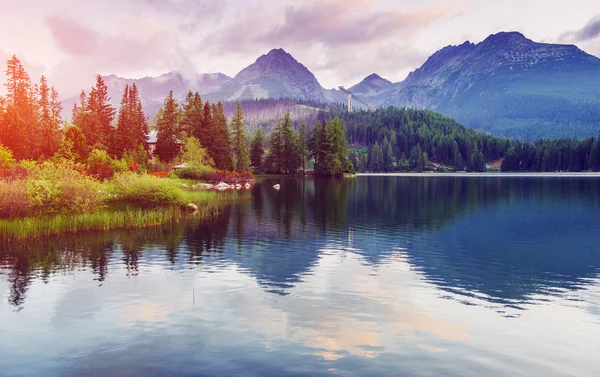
373, 32, 600, 139
204, 48, 342, 103
349, 73, 392, 100
63, 33, 600, 139
63, 71, 232, 119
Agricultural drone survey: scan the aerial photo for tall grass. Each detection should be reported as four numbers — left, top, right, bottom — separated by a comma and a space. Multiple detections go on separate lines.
0, 205, 223, 240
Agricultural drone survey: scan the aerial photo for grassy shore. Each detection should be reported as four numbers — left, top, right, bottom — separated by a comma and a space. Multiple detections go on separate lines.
0, 162, 250, 240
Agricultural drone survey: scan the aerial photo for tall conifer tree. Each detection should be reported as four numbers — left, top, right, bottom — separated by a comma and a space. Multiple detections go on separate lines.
155, 91, 181, 162
250, 128, 265, 173
231, 104, 250, 171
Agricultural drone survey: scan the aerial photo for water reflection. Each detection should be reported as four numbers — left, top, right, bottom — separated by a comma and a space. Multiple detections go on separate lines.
2, 177, 600, 313
2, 176, 600, 376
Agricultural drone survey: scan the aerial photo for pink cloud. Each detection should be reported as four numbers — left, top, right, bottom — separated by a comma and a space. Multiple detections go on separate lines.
200, 0, 463, 85
45, 15, 198, 96
44, 15, 100, 56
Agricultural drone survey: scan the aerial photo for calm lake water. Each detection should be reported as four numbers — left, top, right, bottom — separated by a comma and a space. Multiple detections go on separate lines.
1, 176, 600, 377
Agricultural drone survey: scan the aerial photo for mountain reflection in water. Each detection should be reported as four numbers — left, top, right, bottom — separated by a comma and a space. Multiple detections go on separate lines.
1, 176, 599, 377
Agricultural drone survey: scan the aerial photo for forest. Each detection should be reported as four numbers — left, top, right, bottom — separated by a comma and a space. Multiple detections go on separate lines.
1, 54, 600, 175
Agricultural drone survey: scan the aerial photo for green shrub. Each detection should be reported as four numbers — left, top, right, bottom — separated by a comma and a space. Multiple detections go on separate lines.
1, 161, 104, 217
27, 161, 104, 214
171, 166, 215, 180
110, 173, 185, 207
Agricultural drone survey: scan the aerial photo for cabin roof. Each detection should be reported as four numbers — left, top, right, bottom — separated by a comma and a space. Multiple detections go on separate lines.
147, 130, 182, 144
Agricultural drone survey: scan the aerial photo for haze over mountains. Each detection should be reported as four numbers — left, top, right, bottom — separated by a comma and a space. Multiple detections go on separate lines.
66, 31, 600, 139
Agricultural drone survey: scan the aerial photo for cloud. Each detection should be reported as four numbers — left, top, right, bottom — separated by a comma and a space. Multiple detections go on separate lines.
201, 0, 463, 85
44, 15, 100, 56
44, 14, 198, 96
559, 14, 600, 42
206, 0, 461, 53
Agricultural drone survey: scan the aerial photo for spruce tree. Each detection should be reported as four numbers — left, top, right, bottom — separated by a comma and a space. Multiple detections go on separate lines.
308, 120, 328, 174
299, 120, 308, 172
370, 142, 383, 172
327, 116, 354, 175
264, 124, 283, 173
180, 91, 203, 138
454, 150, 464, 171
86, 75, 115, 150
114, 83, 148, 158
155, 91, 181, 163
114, 84, 131, 157
231, 104, 250, 171
2, 55, 38, 159
280, 113, 300, 174
588, 140, 600, 171
37, 76, 61, 158
212, 102, 234, 171
129, 83, 149, 151
382, 136, 393, 172
250, 128, 265, 173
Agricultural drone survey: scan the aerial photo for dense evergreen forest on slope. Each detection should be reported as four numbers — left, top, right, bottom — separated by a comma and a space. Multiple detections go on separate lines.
233, 100, 600, 173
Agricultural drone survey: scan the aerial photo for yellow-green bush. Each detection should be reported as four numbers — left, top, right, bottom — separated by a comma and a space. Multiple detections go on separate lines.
0, 161, 104, 218
110, 173, 185, 207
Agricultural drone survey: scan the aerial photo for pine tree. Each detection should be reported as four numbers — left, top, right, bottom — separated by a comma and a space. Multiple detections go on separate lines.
37, 76, 61, 158
114, 84, 131, 157
280, 113, 300, 174
382, 136, 393, 172
129, 83, 149, 151
298, 120, 308, 172
370, 142, 383, 172
326, 116, 354, 175
2, 55, 38, 159
197, 101, 214, 152
155, 91, 181, 163
264, 123, 284, 173
231, 104, 250, 171
212, 102, 234, 171
72, 91, 88, 131
308, 120, 329, 174
409, 144, 422, 171
180, 91, 203, 138
588, 140, 600, 171
399, 152, 410, 171
250, 128, 265, 173
114, 83, 148, 158
454, 150, 464, 171
85, 75, 115, 150
417, 151, 427, 172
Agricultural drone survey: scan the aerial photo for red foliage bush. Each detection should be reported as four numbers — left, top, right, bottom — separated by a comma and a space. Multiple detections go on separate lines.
148, 171, 169, 178
0, 164, 29, 181
202, 170, 254, 184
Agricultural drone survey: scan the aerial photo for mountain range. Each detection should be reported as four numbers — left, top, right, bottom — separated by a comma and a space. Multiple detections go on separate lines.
65, 31, 600, 139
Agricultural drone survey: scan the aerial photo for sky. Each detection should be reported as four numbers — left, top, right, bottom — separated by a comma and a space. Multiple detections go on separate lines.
0, 0, 599, 97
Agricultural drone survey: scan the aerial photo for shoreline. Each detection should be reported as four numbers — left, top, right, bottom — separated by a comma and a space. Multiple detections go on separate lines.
356, 172, 600, 177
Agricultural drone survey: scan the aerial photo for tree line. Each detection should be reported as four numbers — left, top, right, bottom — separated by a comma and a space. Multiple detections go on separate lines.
501, 138, 600, 172
248, 113, 354, 176
336, 106, 509, 172
3, 55, 600, 174
0, 55, 252, 173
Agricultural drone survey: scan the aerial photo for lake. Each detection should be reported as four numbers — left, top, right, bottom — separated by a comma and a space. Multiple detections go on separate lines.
1, 175, 600, 377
